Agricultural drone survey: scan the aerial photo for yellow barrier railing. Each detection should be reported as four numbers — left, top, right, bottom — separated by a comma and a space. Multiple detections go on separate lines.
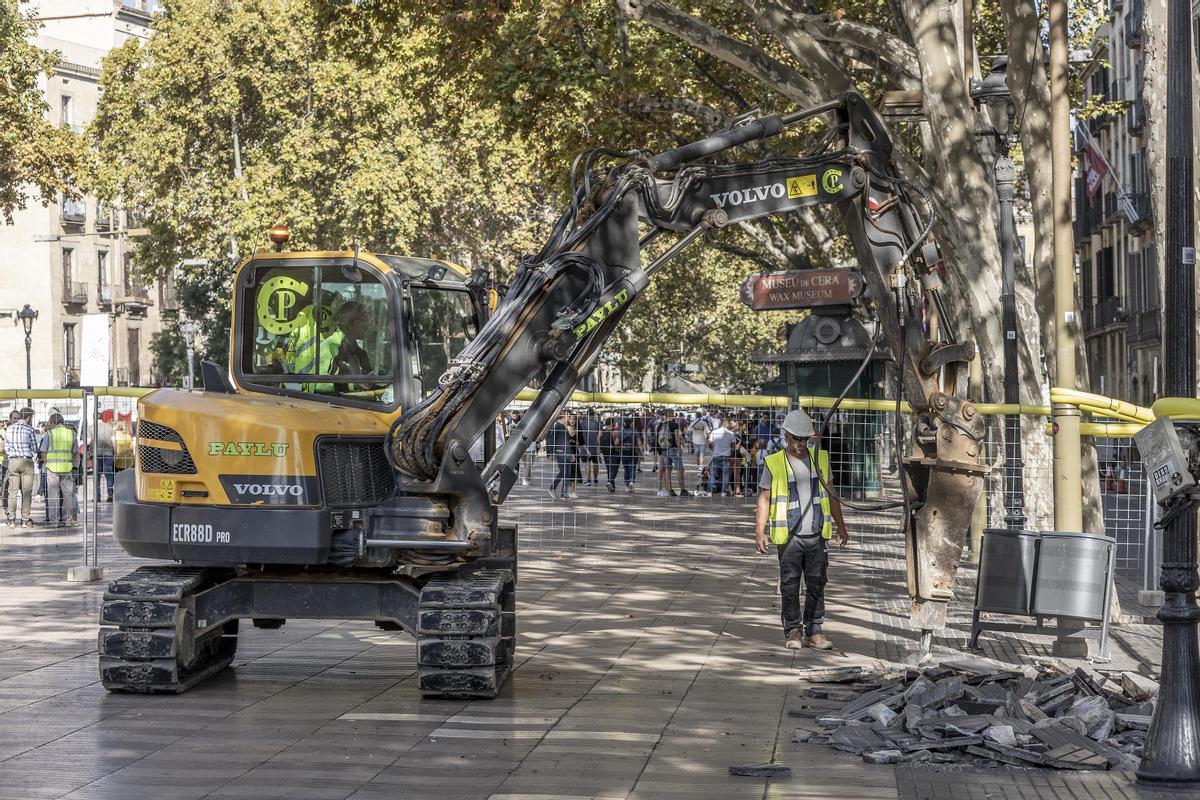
1, 385, 1157, 438
0, 387, 153, 400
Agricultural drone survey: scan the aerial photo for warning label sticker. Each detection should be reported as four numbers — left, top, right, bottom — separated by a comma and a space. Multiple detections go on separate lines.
787, 175, 817, 198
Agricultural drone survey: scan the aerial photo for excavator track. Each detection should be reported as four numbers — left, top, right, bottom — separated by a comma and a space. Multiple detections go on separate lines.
417, 569, 515, 699
98, 565, 239, 693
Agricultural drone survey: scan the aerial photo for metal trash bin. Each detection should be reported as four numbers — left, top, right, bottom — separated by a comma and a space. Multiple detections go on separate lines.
1031, 531, 1115, 620
975, 528, 1040, 615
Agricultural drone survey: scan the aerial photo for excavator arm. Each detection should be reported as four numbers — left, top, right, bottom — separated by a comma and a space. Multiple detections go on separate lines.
385, 91, 985, 632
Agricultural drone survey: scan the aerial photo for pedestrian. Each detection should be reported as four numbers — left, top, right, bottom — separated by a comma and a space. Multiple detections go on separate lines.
691, 412, 712, 467
661, 409, 689, 497
0, 411, 13, 514
619, 416, 639, 493
3, 408, 38, 528
113, 420, 134, 472
599, 417, 620, 492
39, 413, 78, 527
546, 414, 577, 500
654, 409, 672, 497
91, 411, 115, 502
754, 409, 849, 651
577, 408, 600, 486
700, 417, 735, 497
510, 411, 536, 486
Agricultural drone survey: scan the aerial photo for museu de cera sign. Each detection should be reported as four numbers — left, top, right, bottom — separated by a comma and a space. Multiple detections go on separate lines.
738, 268, 865, 311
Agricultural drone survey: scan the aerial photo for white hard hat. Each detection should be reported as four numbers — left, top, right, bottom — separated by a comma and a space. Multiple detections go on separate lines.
780, 409, 814, 437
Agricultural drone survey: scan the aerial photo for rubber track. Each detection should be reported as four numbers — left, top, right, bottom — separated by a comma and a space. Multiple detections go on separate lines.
417, 569, 515, 698
98, 565, 238, 694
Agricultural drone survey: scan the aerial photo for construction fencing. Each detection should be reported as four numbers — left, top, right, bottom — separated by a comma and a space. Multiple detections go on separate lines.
0, 387, 1162, 589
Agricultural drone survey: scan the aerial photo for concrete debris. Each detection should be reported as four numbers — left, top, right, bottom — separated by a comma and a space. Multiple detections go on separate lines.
1120, 672, 1159, 702
984, 724, 1017, 748
795, 657, 1156, 770
867, 703, 898, 727
729, 762, 792, 778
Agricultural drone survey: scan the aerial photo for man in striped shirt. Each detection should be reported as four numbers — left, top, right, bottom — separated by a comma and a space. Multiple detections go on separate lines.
4, 408, 38, 528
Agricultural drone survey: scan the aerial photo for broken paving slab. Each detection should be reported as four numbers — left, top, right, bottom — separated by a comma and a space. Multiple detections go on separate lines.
729, 763, 792, 778
798, 658, 1155, 771
828, 723, 886, 754
1121, 672, 1159, 702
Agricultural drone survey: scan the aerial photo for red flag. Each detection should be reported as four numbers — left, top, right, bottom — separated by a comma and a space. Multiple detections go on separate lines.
1086, 141, 1108, 201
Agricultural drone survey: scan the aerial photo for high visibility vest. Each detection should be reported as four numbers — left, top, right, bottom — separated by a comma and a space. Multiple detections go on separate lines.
46, 427, 76, 474
287, 313, 321, 375
765, 447, 832, 545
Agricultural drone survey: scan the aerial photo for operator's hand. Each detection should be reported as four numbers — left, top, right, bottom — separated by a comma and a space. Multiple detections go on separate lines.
836, 526, 850, 548
755, 529, 770, 555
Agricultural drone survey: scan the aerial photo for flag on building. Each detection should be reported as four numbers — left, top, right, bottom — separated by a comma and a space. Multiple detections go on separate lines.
1086, 141, 1108, 200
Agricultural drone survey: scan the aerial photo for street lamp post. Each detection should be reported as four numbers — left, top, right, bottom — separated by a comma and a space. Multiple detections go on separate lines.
1136, 0, 1200, 785
970, 57, 1026, 530
180, 319, 199, 390
16, 305, 39, 391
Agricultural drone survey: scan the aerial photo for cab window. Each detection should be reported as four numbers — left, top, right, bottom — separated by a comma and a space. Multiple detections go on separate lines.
242, 263, 394, 403
407, 287, 477, 398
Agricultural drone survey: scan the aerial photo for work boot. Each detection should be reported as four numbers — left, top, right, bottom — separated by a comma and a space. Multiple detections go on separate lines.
784, 629, 804, 650
804, 633, 834, 651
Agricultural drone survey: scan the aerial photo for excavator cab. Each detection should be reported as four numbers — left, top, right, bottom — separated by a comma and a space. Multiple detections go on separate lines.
112, 243, 484, 566
234, 249, 481, 410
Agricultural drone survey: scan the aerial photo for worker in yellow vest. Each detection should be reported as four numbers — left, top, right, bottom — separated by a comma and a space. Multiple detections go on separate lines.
39, 413, 78, 527
754, 409, 848, 651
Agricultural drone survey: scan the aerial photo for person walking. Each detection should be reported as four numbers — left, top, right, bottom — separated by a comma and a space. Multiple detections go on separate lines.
599, 417, 619, 493
91, 412, 115, 502
0, 412, 12, 515
662, 410, 688, 497
654, 409, 672, 497
3, 408, 38, 528
691, 412, 712, 467
40, 413, 78, 527
619, 416, 639, 493
754, 409, 848, 651
546, 414, 576, 500
577, 409, 601, 486
701, 417, 735, 497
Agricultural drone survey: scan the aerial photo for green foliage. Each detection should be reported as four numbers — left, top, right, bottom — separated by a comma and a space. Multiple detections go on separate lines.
0, 0, 90, 222
92, 0, 549, 379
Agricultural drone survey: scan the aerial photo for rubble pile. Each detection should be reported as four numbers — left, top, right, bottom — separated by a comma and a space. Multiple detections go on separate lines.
790, 658, 1157, 770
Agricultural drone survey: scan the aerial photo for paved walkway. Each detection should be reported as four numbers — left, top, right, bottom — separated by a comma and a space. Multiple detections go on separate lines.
0, 469, 1180, 800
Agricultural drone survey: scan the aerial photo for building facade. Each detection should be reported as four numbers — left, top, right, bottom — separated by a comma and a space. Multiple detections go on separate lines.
0, 1, 171, 390
1073, 0, 1158, 405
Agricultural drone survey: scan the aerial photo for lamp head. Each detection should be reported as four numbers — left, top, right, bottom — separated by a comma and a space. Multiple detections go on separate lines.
17, 304, 38, 335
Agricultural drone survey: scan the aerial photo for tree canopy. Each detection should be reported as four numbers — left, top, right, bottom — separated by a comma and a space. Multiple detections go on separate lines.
0, 0, 89, 222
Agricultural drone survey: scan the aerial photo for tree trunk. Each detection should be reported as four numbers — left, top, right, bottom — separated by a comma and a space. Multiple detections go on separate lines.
999, 0, 1097, 533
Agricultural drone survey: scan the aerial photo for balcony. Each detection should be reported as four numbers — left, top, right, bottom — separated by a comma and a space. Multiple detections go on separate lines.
98, 283, 112, 307
61, 280, 88, 305
62, 367, 79, 388
60, 198, 86, 226
160, 283, 180, 312
1127, 308, 1161, 343
1129, 192, 1153, 230
1127, 96, 1146, 134
1125, 0, 1143, 47
95, 204, 115, 230
1083, 297, 1125, 331
1102, 191, 1122, 225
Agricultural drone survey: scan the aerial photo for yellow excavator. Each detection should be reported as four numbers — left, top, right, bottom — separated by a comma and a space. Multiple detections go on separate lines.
100, 92, 985, 697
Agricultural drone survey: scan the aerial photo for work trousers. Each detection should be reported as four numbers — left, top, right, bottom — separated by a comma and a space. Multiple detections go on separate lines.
708, 455, 731, 494
96, 454, 115, 500
604, 453, 619, 485
45, 471, 77, 524
776, 533, 828, 636
4, 458, 36, 523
